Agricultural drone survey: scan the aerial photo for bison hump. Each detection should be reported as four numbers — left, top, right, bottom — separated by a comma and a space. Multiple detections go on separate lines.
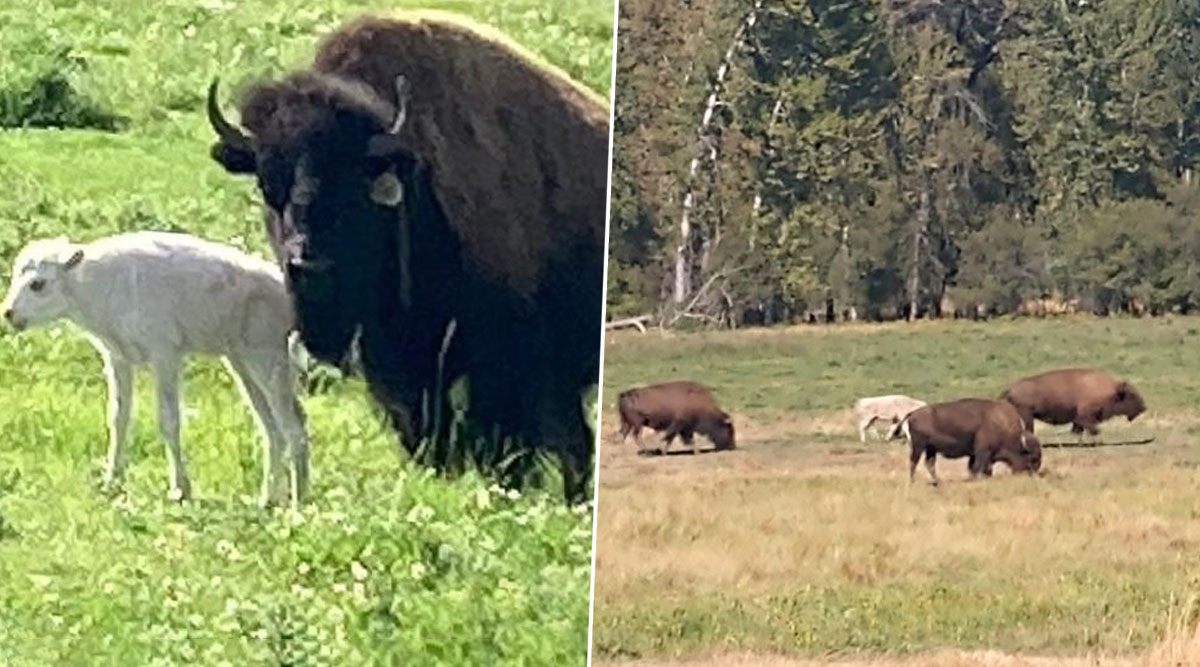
313, 11, 609, 299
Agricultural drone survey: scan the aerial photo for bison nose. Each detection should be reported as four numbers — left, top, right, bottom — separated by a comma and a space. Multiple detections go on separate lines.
2, 309, 11, 322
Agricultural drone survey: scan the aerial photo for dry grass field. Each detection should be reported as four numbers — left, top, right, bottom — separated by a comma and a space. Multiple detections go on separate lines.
591, 317, 1200, 666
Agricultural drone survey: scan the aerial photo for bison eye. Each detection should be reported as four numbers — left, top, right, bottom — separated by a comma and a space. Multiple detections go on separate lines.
29, 278, 46, 293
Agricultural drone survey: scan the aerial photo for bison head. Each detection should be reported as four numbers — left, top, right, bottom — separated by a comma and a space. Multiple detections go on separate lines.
1112, 380, 1146, 423
708, 412, 736, 451
1019, 432, 1043, 473
995, 431, 1042, 474
206, 73, 416, 367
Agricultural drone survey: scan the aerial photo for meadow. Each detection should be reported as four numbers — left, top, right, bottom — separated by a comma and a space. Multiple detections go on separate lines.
0, 0, 611, 664
593, 316, 1200, 666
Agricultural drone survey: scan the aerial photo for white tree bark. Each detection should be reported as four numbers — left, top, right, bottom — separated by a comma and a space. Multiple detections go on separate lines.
908, 180, 930, 322
751, 93, 787, 226
673, 0, 764, 304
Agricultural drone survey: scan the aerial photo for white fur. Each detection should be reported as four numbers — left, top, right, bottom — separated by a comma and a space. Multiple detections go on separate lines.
1, 231, 309, 506
853, 394, 927, 443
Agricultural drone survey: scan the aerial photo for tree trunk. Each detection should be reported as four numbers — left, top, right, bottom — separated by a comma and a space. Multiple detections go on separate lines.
672, 0, 764, 304
750, 93, 787, 230
908, 178, 930, 322
673, 191, 693, 304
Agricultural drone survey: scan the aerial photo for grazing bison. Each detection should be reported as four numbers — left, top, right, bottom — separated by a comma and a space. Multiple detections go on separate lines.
617, 381, 735, 454
895, 398, 1041, 485
206, 11, 609, 504
1001, 367, 1146, 441
853, 394, 926, 442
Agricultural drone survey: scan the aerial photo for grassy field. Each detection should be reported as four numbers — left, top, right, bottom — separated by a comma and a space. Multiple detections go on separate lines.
0, 1, 610, 664
593, 316, 1200, 665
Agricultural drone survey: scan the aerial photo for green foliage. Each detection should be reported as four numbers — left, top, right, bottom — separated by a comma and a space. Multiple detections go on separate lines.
610, 0, 1200, 323
0, 39, 124, 130
0, 458, 593, 665
0, 0, 612, 138
1062, 184, 1200, 314
0, 0, 610, 662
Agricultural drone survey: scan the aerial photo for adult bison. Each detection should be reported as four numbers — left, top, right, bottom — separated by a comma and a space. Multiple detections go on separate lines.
205, 11, 609, 504
895, 398, 1041, 485
617, 381, 736, 454
1001, 367, 1146, 441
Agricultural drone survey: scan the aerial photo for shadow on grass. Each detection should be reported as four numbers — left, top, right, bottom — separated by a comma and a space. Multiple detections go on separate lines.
637, 447, 731, 457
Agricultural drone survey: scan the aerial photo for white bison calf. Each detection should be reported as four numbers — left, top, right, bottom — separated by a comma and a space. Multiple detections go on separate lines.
853, 394, 927, 442
1, 231, 309, 506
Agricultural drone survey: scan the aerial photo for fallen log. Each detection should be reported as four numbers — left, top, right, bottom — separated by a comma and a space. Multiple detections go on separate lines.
605, 315, 652, 333
1040, 437, 1155, 449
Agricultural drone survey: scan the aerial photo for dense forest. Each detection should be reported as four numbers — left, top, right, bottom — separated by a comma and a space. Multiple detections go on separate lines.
607, 0, 1200, 327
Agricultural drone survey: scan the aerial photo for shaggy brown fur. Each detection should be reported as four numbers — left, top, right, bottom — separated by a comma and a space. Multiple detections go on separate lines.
1001, 367, 1146, 438
617, 381, 736, 454
897, 398, 1042, 485
311, 11, 610, 297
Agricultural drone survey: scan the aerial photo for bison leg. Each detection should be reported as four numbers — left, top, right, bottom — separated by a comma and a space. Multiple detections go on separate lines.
680, 429, 698, 455
618, 419, 632, 442
1074, 425, 1086, 445
562, 398, 594, 505
967, 451, 991, 480
1013, 405, 1035, 433
357, 320, 445, 458
659, 422, 683, 455
858, 415, 877, 443
908, 444, 922, 483
924, 447, 939, 486
632, 424, 645, 453
1070, 421, 1099, 444
530, 378, 593, 505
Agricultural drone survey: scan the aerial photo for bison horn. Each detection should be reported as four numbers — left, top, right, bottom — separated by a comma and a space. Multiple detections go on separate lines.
366, 75, 410, 158
206, 78, 254, 154
388, 75, 410, 134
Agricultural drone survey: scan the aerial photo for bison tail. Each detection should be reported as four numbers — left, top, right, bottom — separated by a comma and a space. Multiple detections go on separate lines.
887, 415, 910, 442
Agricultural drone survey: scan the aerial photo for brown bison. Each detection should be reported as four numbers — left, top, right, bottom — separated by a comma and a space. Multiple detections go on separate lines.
1001, 367, 1146, 441
617, 381, 735, 454
894, 398, 1041, 485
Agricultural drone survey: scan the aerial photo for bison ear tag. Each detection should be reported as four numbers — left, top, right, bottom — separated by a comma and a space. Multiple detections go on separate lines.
370, 171, 404, 207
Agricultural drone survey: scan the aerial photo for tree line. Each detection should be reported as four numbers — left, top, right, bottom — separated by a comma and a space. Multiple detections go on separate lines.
607, 0, 1200, 327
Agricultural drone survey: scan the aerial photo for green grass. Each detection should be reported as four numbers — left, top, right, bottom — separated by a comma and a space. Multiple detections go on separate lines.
594, 317, 1200, 663
0, 0, 611, 664
602, 317, 1200, 415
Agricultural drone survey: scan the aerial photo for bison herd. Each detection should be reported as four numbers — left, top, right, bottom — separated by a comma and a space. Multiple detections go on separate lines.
618, 367, 1146, 486
2, 11, 608, 506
